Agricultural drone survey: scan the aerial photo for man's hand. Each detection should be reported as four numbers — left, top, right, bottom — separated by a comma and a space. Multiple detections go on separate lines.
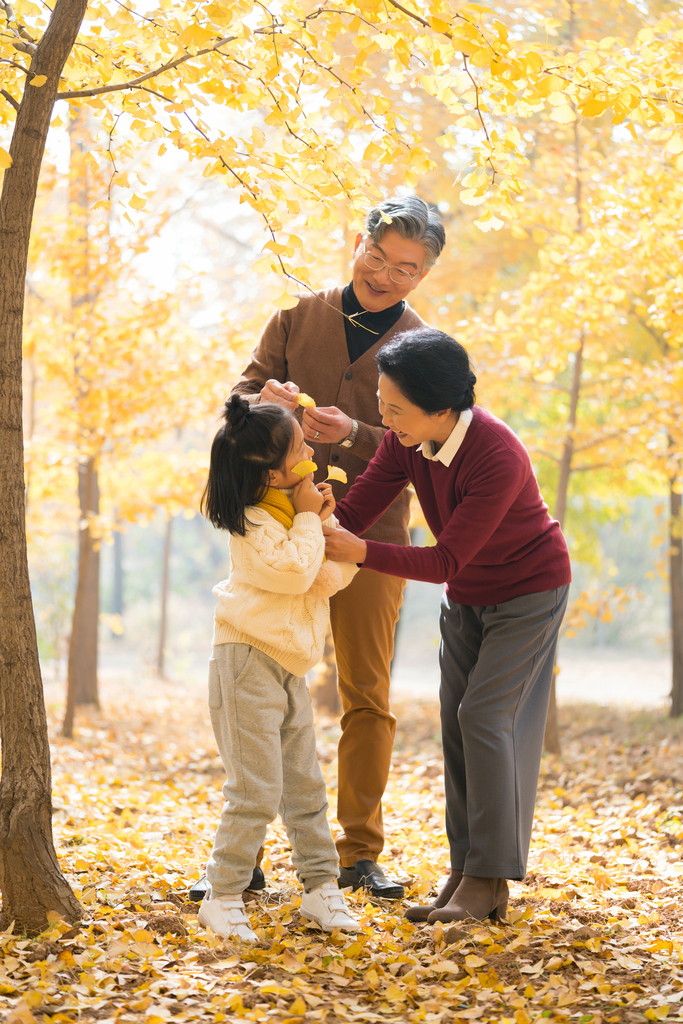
316, 482, 336, 521
323, 524, 367, 563
303, 405, 353, 444
260, 379, 300, 410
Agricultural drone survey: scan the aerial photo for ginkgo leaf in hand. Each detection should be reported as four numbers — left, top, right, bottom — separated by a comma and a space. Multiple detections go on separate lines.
326, 466, 347, 483
297, 393, 316, 408
291, 460, 317, 478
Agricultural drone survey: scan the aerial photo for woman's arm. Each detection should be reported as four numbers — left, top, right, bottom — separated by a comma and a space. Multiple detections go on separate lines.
327, 451, 528, 583
333, 432, 411, 537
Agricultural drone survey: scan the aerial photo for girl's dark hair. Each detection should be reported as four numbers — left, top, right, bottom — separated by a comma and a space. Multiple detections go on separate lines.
376, 328, 476, 414
201, 394, 296, 536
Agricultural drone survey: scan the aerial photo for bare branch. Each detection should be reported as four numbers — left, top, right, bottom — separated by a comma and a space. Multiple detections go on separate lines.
57, 33, 239, 99
571, 461, 627, 473
1, 87, 19, 111
573, 429, 629, 455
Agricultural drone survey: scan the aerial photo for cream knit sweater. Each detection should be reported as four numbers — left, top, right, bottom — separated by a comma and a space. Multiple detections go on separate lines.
212, 507, 358, 677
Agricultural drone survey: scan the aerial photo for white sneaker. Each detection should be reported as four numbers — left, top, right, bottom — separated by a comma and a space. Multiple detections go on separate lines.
198, 893, 258, 943
300, 882, 359, 932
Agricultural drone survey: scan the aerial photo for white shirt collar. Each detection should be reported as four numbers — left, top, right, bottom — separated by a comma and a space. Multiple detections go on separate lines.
418, 408, 473, 467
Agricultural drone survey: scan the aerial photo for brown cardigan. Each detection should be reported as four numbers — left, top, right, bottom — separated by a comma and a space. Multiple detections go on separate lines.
233, 286, 427, 544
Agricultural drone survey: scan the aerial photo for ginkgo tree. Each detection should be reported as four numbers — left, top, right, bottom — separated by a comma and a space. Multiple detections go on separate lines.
25, 130, 248, 739
4, 0, 683, 934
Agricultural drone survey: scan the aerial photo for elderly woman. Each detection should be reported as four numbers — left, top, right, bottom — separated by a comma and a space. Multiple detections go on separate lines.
323, 328, 571, 923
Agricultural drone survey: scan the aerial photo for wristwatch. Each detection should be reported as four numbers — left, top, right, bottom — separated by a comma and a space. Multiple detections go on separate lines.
339, 419, 359, 449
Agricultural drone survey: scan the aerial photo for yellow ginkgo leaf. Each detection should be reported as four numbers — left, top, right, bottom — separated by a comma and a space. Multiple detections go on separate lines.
29, 75, 48, 87
297, 393, 316, 408
273, 292, 300, 310
326, 465, 347, 483
0, 148, 12, 169
291, 460, 317, 478
129, 194, 147, 210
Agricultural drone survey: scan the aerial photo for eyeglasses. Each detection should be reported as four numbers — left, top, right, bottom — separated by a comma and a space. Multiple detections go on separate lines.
359, 243, 420, 284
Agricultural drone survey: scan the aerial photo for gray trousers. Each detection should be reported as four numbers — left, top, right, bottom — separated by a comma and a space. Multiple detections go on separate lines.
439, 585, 569, 880
206, 643, 339, 896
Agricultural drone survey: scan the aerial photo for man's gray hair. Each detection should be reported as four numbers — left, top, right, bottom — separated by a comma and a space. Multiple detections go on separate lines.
364, 195, 446, 270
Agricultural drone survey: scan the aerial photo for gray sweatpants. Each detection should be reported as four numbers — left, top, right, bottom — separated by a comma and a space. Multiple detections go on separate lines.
205, 643, 339, 896
439, 585, 569, 880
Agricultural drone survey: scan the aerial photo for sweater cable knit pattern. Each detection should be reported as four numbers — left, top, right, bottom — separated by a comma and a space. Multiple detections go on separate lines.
213, 507, 357, 676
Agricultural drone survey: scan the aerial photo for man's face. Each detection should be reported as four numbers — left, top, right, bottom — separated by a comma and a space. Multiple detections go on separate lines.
351, 229, 430, 312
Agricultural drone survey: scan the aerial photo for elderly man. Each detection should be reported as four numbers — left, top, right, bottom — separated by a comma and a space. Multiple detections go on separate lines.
233, 195, 445, 898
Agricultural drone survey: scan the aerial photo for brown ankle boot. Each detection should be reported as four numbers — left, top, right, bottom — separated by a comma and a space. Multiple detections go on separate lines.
404, 870, 463, 922
427, 875, 508, 924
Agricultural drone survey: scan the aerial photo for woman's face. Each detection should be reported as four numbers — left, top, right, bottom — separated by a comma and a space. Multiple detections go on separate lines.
378, 373, 456, 447
268, 421, 315, 488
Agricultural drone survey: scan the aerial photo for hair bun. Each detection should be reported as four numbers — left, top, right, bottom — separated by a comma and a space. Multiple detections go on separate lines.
224, 394, 250, 432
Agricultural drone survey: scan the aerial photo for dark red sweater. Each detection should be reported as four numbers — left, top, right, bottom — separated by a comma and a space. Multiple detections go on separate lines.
335, 406, 571, 606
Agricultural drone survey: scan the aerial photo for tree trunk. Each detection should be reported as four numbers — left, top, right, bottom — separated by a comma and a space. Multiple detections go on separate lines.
112, 527, 124, 637
669, 481, 683, 716
0, 0, 87, 934
157, 515, 173, 679
544, 333, 585, 756
63, 457, 100, 735
314, 625, 340, 714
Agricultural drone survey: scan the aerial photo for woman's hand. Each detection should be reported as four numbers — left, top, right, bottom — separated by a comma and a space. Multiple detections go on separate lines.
260, 379, 300, 411
316, 482, 335, 521
302, 405, 353, 444
323, 525, 367, 564
292, 476, 324, 515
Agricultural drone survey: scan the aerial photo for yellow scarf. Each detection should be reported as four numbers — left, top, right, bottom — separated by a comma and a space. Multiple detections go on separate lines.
256, 487, 325, 559
257, 487, 296, 530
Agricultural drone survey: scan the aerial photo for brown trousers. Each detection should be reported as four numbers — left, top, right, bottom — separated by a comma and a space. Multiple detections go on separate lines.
329, 568, 406, 866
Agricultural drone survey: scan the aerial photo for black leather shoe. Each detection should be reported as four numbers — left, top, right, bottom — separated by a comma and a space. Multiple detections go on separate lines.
187, 866, 266, 902
338, 860, 405, 899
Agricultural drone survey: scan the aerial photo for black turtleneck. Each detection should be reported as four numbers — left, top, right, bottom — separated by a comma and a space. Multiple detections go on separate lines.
342, 283, 405, 365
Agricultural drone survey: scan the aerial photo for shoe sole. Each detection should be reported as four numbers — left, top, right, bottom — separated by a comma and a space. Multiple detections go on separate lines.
355, 882, 405, 900
404, 905, 433, 922
300, 913, 357, 933
198, 911, 258, 942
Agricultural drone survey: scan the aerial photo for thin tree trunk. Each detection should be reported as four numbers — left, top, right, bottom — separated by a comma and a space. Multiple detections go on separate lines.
0, 0, 87, 934
544, 61, 584, 756
112, 527, 124, 637
63, 107, 101, 723
543, 333, 585, 755
314, 625, 340, 714
63, 457, 100, 734
669, 479, 683, 716
157, 516, 173, 679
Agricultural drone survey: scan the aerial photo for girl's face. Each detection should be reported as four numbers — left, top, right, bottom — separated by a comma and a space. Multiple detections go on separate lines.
378, 373, 457, 447
268, 421, 315, 488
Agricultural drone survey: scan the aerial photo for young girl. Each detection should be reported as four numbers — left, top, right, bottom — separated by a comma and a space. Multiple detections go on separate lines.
198, 394, 359, 942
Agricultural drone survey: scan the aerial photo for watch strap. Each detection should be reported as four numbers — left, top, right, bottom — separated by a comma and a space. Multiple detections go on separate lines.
339, 419, 359, 449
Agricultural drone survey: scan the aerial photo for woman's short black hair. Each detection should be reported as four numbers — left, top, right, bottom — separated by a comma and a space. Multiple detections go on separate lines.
376, 328, 476, 414
201, 394, 296, 536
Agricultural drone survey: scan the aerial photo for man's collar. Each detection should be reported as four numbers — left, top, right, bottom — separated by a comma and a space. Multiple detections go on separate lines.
418, 408, 473, 467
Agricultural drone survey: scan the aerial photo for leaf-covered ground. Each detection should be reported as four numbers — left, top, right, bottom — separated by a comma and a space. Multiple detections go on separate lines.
3, 676, 683, 1024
